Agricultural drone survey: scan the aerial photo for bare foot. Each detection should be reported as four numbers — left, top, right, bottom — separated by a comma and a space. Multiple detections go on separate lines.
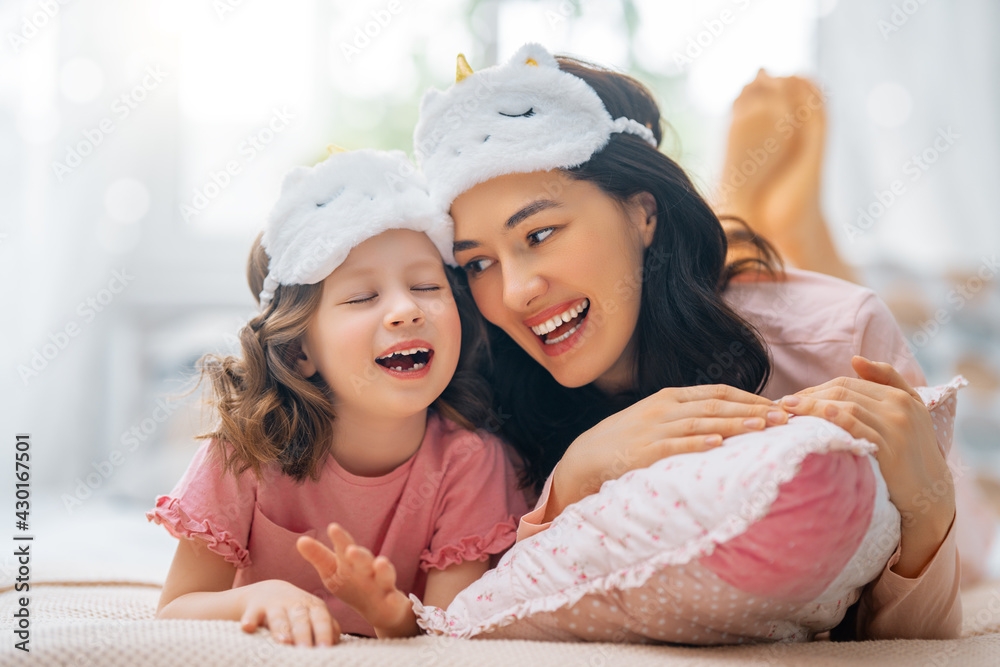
716, 69, 802, 224
716, 71, 856, 283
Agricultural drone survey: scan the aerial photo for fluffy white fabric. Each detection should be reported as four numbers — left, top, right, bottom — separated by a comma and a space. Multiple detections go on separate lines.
413, 43, 657, 210
259, 149, 454, 306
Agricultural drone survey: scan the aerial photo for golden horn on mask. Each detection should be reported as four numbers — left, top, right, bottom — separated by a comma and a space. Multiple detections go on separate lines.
456, 53, 474, 82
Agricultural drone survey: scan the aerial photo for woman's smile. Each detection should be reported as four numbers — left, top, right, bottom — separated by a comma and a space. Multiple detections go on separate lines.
524, 297, 590, 353
451, 171, 656, 391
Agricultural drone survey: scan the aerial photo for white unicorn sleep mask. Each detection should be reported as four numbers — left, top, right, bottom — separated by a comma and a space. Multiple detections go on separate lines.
258, 148, 455, 308
413, 43, 657, 210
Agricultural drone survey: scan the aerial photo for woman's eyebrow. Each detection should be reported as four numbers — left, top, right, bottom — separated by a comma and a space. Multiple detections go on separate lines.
453, 199, 563, 254
505, 199, 561, 229
453, 239, 479, 253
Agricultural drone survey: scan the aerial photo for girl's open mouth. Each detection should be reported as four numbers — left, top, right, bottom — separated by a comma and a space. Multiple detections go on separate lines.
375, 347, 433, 372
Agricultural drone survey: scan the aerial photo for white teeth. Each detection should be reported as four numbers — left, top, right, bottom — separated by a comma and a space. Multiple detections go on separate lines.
544, 321, 584, 345
529, 299, 589, 336
386, 361, 426, 372
377, 347, 430, 361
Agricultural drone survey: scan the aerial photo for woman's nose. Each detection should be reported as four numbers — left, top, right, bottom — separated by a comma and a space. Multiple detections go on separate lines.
501, 260, 547, 312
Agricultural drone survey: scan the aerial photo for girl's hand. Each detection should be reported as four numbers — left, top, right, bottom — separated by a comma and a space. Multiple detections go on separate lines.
297, 524, 417, 638
548, 384, 789, 521
238, 579, 340, 647
779, 356, 955, 577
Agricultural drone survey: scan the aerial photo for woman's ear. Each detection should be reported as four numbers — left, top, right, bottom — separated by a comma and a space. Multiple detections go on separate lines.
295, 338, 318, 378
631, 191, 658, 248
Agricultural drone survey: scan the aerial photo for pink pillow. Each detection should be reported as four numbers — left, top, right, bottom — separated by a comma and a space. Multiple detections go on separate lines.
413, 377, 965, 644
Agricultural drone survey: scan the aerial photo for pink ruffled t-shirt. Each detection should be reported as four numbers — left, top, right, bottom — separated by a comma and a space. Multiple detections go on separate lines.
147, 411, 530, 636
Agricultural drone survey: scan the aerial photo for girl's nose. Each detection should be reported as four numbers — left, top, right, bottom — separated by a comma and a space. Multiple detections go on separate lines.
385, 294, 425, 328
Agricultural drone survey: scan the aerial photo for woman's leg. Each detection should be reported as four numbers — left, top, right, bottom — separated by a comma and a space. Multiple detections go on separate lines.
716, 76, 998, 586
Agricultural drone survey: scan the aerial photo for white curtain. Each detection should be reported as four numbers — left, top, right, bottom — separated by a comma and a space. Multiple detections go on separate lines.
818, 0, 1000, 272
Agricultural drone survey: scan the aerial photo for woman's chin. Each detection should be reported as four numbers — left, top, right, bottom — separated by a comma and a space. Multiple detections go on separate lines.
537, 356, 602, 389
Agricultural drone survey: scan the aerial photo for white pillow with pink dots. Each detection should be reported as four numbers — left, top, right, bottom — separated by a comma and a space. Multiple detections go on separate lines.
412, 376, 965, 644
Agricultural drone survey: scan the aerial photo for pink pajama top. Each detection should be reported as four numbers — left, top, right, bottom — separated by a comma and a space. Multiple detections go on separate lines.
517, 269, 962, 640
148, 411, 530, 636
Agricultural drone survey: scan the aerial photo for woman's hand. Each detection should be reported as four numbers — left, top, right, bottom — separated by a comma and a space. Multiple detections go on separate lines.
297, 524, 417, 638
546, 384, 789, 521
238, 579, 340, 647
778, 356, 955, 577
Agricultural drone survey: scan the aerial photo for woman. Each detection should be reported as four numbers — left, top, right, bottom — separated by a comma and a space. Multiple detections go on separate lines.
412, 44, 959, 640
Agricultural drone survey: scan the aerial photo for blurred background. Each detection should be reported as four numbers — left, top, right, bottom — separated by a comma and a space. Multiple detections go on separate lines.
1, 0, 998, 580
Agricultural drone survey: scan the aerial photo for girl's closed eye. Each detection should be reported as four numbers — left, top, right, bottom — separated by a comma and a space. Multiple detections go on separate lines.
345, 293, 377, 305
412, 284, 442, 292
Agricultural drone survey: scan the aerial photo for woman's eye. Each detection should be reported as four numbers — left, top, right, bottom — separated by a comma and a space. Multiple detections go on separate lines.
527, 227, 555, 245
462, 258, 495, 276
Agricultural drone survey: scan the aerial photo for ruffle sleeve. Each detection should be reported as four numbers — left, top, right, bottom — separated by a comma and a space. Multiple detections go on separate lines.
145, 440, 256, 568
147, 495, 251, 568
420, 517, 519, 571
419, 428, 530, 572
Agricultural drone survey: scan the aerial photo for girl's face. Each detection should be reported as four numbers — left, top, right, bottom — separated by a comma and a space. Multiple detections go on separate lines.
451, 171, 657, 393
298, 229, 461, 421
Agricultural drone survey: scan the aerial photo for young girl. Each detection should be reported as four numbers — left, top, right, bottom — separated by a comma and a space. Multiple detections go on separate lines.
147, 148, 529, 646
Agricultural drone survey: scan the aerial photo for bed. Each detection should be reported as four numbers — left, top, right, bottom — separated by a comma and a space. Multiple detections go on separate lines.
3, 567, 997, 666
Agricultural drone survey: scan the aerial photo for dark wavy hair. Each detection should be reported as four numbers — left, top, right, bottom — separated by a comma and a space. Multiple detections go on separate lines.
195, 232, 493, 482
470, 57, 784, 492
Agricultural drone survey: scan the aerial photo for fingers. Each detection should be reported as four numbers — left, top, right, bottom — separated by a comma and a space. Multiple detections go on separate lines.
297, 536, 339, 581
794, 375, 894, 403
240, 605, 265, 634
311, 605, 340, 647
288, 604, 314, 647
265, 602, 336, 648
640, 386, 792, 452
787, 382, 884, 411
657, 415, 779, 445
659, 394, 788, 441
373, 556, 398, 591
647, 435, 727, 462
672, 384, 776, 406
777, 394, 884, 448
331, 523, 375, 570
265, 607, 293, 645
345, 544, 376, 572
852, 356, 922, 401
328, 523, 358, 559
790, 364, 920, 412
673, 397, 787, 424
795, 360, 919, 403
329, 522, 377, 587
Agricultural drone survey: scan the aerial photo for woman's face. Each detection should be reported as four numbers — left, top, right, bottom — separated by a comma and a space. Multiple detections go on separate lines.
451, 170, 657, 392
